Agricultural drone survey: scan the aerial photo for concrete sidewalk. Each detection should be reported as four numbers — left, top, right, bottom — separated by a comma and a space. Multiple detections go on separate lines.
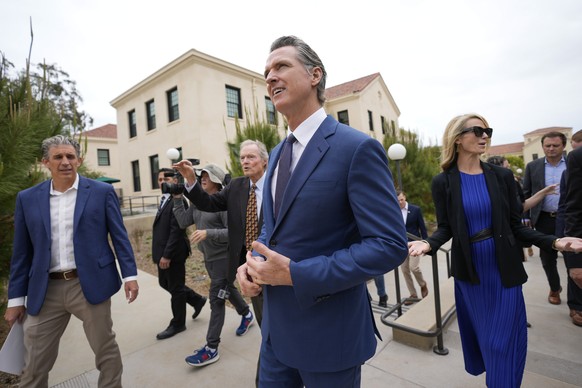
49, 249, 582, 387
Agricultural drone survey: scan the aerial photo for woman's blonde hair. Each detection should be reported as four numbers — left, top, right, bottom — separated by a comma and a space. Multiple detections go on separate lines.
440, 113, 490, 171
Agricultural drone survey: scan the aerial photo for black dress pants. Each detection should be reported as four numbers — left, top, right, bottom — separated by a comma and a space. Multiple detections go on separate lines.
535, 212, 561, 292
158, 259, 205, 328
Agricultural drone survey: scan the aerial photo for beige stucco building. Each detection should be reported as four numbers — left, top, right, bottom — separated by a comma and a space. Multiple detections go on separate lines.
485, 126, 573, 165
81, 124, 122, 187
522, 126, 572, 165
108, 48, 400, 199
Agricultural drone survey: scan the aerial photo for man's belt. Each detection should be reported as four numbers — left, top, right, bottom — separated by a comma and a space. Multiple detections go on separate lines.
541, 211, 557, 218
469, 228, 493, 243
49, 269, 78, 280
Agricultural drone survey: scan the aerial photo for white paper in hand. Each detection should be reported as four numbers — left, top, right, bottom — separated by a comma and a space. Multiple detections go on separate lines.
0, 321, 25, 375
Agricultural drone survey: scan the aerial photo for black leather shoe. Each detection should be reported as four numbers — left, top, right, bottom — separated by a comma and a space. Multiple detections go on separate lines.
156, 325, 186, 340
192, 297, 207, 320
379, 295, 388, 308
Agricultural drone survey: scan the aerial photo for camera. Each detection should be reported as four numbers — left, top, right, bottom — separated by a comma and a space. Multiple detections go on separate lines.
217, 287, 230, 300
160, 158, 200, 195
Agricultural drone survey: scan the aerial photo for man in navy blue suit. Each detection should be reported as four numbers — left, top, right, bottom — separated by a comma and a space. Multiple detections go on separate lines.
4, 135, 139, 387
236, 36, 408, 387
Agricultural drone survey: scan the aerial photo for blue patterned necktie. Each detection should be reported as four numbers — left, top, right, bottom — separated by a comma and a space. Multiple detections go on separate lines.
274, 133, 296, 219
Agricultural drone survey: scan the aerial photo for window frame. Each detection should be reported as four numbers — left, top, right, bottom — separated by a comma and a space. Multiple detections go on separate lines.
265, 96, 277, 125
146, 99, 156, 130
131, 160, 141, 192
97, 148, 110, 166
337, 110, 349, 125
226, 85, 242, 119
167, 87, 179, 122
128, 109, 137, 138
149, 154, 160, 189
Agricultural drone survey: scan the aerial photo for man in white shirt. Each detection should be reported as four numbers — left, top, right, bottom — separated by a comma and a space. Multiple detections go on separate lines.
4, 135, 139, 387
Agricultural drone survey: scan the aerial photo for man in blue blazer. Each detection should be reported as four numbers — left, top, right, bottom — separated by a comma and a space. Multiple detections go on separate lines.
4, 135, 139, 387
236, 36, 408, 387
523, 131, 567, 304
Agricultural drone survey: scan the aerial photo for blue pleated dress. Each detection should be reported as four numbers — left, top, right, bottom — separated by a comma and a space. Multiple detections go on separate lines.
456, 172, 528, 388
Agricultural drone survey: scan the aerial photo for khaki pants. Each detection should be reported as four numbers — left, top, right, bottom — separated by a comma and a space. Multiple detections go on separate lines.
401, 255, 427, 296
21, 278, 122, 388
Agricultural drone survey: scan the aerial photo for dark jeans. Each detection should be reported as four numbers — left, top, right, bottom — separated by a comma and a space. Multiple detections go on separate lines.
158, 259, 205, 328
205, 259, 249, 349
535, 212, 561, 291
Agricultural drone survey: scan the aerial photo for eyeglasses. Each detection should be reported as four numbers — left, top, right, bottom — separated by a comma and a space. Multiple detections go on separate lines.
460, 126, 493, 138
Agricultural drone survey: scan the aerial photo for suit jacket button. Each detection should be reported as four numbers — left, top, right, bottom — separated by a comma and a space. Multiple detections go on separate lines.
270, 239, 277, 247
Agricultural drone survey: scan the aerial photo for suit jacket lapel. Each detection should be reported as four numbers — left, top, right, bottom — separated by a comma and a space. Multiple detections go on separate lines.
38, 181, 52, 240
240, 178, 251, 232
447, 166, 472, 261
74, 177, 91, 234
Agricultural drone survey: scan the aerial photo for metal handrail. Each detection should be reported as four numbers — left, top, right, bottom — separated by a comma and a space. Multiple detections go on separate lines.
379, 233, 453, 355
119, 195, 160, 216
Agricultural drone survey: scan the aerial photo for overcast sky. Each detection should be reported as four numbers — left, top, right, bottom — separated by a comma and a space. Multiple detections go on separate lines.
2, 0, 581, 146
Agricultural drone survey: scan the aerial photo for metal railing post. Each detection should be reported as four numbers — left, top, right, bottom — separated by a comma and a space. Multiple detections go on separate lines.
431, 252, 449, 355
379, 233, 452, 356
393, 268, 403, 316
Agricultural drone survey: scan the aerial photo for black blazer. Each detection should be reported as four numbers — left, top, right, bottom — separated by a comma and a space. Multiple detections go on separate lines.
564, 146, 582, 238
427, 162, 555, 287
183, 176, 264, 281
152, 196, 190, 264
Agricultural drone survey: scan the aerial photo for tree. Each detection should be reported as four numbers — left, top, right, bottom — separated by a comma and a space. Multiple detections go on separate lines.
0, 49, 92, 280
383, 127, 441, 224
225, 107, 282, 177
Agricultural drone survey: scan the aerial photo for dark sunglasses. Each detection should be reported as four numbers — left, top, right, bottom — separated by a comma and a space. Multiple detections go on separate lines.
460, 126, 493, 138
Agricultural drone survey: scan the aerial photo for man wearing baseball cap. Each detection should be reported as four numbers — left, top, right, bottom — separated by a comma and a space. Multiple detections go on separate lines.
173, 163, 253, 366
174, 140, 267, 382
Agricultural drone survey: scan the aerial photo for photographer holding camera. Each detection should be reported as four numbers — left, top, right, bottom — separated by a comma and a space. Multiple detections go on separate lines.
153, 168, 207, 340
172, 164, 253, 367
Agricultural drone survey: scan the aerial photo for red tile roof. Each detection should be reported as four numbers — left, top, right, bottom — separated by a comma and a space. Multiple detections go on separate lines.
325, 73, 380, 100
487, 142, 524, 155
524, 126, 571, 136
84, 124, 117, 139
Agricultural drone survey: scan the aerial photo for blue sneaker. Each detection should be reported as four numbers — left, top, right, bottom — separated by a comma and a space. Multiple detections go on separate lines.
236, 312, 254, 336
185, 345, 219, 367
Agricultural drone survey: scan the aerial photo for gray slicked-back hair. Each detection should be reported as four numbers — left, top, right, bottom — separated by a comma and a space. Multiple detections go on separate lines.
41, 135, 81, 160
240, 139, 269, 162
270, 36, 327, 106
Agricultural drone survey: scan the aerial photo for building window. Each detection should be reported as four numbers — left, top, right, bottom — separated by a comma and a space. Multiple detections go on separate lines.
532, 153, 538, 160
265, 97, 277, 125
368, 110, 374, 132
97, 149, 110, 166
146, 99, 156, 130
391, 120, 396, 137
167, 87, 179, 122
381, 116, 386, 135
128, 109, 136, 138
226, 85, 242, 119
131, 160, 141, 192
150, 155, 159, 189
338, 110, 349, 125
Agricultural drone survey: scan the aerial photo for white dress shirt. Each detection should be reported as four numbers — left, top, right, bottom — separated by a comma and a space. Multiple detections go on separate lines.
271, 107, 327, 201
251, 174, 265, 219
